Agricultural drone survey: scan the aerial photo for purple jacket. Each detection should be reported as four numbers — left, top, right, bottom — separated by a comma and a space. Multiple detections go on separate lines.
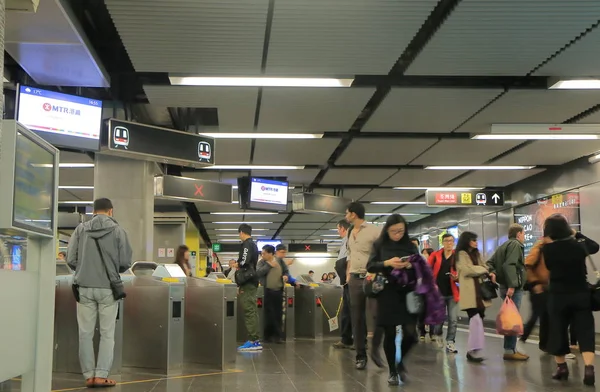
390, 254, 446, 325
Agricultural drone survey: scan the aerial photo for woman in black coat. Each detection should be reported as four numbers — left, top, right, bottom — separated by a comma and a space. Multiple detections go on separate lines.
366, 214, 419, 386
542, 214, 599, 386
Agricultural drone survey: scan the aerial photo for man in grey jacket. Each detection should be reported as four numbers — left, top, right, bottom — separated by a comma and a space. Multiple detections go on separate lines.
487, 223, 529, 361
67, 198, 133, 388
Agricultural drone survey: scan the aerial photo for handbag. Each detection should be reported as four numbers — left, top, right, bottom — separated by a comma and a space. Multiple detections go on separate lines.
363, 274, 386, 297
94, 238, 127, 300
235, 266, 257, 286
579, 238, 600, 311
479, 277, 499, 301
406, 291, 424, 314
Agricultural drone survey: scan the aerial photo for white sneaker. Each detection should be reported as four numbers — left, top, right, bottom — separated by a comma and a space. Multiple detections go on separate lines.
566, 353, 576, 359
446, 342, 458, 353
516, 341, 528, 355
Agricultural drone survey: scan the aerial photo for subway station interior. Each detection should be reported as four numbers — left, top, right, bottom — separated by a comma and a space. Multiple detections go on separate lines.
4, 0, 600, 391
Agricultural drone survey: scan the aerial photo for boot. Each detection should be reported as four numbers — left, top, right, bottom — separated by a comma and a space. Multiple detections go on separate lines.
584, 365, 595, 386
552, 363, 569, 381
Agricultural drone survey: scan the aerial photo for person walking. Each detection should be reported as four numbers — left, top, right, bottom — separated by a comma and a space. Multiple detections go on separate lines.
67, 198, 132, 388
332, 219, 354, 350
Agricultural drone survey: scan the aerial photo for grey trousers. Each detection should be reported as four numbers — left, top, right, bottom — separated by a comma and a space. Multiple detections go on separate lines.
77, 287, 118, 379
348, 276, 382, 360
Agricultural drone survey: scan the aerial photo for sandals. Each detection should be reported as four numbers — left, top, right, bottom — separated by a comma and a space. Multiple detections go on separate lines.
85, 377, 117, 388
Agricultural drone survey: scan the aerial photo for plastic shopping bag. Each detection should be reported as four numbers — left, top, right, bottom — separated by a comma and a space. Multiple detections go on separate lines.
496, 297, 524, 336
468, 314, 485, 352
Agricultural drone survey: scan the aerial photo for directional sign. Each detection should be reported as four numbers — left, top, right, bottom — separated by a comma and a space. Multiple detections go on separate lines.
154, 175, 232, 204
426, 190, 504, 207
212, 243, 221, 252
288, 243, 328, 253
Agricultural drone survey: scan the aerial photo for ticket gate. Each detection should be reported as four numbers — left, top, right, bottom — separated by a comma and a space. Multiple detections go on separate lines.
283, 285, 295, 341
318, 284, 344, 337
53, 262, 125, 375
184, 273, 237, 370
294, 275, 323, 339
122, 262, 186, 376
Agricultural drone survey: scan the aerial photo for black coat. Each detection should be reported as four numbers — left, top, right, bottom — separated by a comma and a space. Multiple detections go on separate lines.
367, 240, 419, 326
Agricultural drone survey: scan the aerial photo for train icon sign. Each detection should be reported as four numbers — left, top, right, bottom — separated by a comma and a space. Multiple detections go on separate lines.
475, 193, 487, 205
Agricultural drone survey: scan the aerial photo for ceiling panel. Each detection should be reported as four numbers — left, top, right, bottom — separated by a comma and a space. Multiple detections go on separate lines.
493, 140, 600, 166
457, 90, 600, 134
534, 27, 600, 77
204, 223, 282, 230
361, 188, 424, 202
214, 139, 252, 165
290, 213, 339, 223
181, 171, 247, 185
449, 169, 546, 187
242, 214, 288, 223
406, 0, 600, 75
253, 139, 340, 165
311, 188, 372, 201
106, 0, 269, 74
321, 168, 398, 185
251, 169, 320, 185
59, 168, 94, 186
258, 88, 375, 132
265, 0, 439, 75
381, 169, 466, 187
336, 138, 437, 165
143, 86, 258, 131
285, 223, 331, 230
363, 88, 502, 132
58, 189, 93, 201
411, 139, 522, 165
392, 205, 448, 215
59, 151, 93, 163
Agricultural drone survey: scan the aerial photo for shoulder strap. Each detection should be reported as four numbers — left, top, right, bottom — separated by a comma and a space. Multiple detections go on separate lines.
93, 238, 113, 282
578, 238, 599, 277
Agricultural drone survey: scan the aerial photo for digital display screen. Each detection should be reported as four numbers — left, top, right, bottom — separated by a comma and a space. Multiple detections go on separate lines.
17, 85, 103, 151
11, 245, 22, 271
514, 190, 580, 256
249, 177, 288, 211
13, 131, 55, 235
256, 240, 282, 250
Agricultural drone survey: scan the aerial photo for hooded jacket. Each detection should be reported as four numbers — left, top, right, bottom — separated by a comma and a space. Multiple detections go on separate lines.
67, 214, 133, 289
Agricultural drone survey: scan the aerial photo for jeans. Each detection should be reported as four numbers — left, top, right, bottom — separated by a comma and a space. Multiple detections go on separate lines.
264, 288, 284, 341
340, 285, 353, 345
77, 287, 118, 380
239, 283, 260, 341
434, 296, 458, 342
499, 287, 524, 352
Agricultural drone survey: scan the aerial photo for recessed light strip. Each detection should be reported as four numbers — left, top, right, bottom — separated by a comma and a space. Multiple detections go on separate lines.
473, 134, 599, 140
425, 165, 534, 170
549, 79, 600, 89
210, 212, 278, 215
58, 186, 94, 190
169, 76, 354, 88
201, 165, 304, 170
370, 202, 426, 205
213, 221, 273, 224
392, 187, 481, 191
200, 133, 323, 139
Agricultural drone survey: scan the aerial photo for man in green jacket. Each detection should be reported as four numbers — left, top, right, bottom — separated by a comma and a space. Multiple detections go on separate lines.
487, 223, 529, 361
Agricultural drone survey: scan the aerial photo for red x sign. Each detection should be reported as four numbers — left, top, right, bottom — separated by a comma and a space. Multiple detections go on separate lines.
194, 184, 204, 197
304, 245, 311, 251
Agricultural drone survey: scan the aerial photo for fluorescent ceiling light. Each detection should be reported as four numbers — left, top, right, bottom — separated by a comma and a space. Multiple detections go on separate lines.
425, 166, 534, 170
217, 234, 242, 237
58, 186, 94, 190
202, 165, 304, 170
59, 201, 93, 204
231, 201, 239, 204
217, 239, 242, 242
210, 212, 278, 215
232, 185, 295, 189
215, 228, 268, 231
473, 134, 600, 140
213, 221, 273, 224
549, 79, 600, 89
59, 163, 95, 168
169, 76, 354, 88
393, 187, 480, 191
200, 133, 323, 139
365, 213, 424, 216
589, 152, 600, 164
320, 234, 340, 237
370, 201, 426, 205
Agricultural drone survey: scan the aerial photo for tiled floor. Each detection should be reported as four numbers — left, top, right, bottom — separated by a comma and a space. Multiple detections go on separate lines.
3, 331, 599, 391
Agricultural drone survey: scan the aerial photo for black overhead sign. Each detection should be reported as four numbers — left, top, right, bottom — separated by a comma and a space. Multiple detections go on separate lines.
425, 190, 505, 207
292, 193, 352, 215
288, 243, 328, 253
154, 175, 232, 204
102, 119, 215, 168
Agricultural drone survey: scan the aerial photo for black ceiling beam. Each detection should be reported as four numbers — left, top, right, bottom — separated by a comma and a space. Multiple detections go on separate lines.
352, 75, 549, 89
272, 0, 463, 239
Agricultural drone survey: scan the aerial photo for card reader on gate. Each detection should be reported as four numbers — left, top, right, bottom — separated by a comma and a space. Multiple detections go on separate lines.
152, 263, 187, 283
206, 272, 232, 284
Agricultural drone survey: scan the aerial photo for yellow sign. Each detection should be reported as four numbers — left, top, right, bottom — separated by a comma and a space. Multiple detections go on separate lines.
461, 193, 472, 204
551, 194, 563, 205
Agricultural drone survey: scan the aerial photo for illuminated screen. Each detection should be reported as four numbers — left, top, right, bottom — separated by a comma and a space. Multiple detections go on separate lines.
11, 246, 22, 271
17, 85, 103, 151
12, 131, 55, 235
514, 190, 580, 256
249, 177, 288, 211
256, 240, 282, 250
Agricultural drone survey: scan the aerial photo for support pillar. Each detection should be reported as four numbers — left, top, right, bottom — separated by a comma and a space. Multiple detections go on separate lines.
94, 155, 155, 261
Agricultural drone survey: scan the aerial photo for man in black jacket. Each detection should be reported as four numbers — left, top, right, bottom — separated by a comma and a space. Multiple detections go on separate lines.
234, 224, 261, 351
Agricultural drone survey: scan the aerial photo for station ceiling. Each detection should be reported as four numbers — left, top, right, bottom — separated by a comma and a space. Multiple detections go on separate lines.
10, 0, 600, 246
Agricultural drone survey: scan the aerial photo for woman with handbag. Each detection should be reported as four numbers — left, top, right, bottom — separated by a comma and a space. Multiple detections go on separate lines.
365, 214, 420, 385
542, 214, 599, 386
456, 231, 492, 363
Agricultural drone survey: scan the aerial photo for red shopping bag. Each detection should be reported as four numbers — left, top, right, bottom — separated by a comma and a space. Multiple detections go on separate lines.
495, 297, 523, 336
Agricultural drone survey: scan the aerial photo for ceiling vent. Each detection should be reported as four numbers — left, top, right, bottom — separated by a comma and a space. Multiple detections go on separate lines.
7, 0, 39, 12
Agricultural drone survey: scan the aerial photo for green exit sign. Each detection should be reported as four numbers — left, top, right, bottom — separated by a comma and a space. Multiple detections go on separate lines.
212, 243, 221, 252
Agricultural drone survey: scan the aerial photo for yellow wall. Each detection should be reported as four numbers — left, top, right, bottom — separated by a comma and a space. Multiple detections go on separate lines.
185, 221, 206, 277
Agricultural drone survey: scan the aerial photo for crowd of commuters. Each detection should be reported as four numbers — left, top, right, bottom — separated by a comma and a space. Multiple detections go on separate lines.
66, 198, 599, 388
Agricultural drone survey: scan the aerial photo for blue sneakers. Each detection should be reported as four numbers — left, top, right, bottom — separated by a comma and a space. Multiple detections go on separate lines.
238, 340, 263, 352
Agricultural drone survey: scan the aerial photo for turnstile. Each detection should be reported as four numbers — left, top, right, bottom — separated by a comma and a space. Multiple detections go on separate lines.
53, 262, 125, 375
318, 284, 344, 337
294, 285, 323, 339
184, 273, 237, 370
283, 285, 295, 341
122, 262, 185, 376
